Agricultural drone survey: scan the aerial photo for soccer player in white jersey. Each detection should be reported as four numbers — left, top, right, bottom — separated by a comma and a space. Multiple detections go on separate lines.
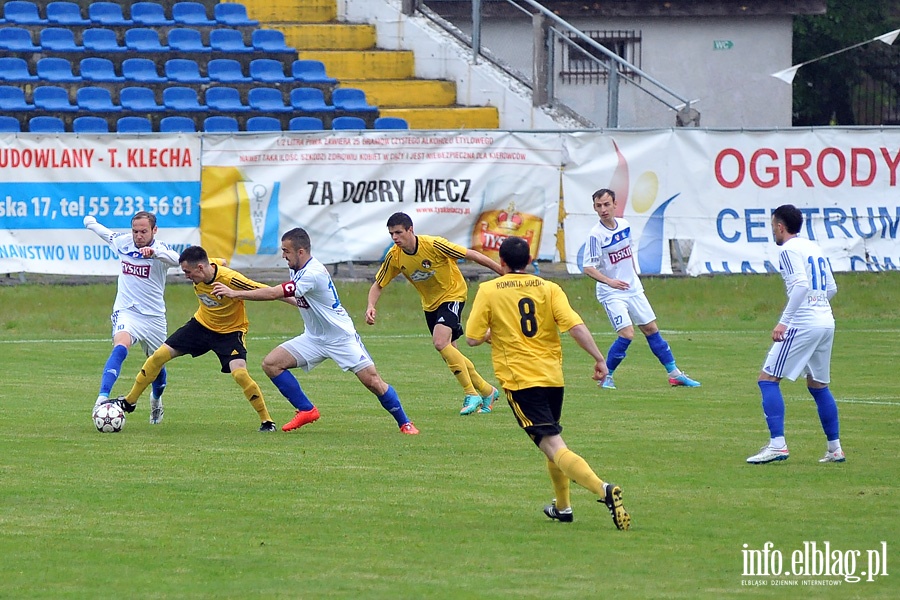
211, 227, 418, 435
582, 189, 700, 390
84, 212, 179, 424
746, 204, 843, 464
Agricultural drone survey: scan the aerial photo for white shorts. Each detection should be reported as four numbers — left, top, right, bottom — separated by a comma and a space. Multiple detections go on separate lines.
600, 293, 657, 332
111, 309, 167, 357
762, 326, 834, 383
280, 332, 374, 374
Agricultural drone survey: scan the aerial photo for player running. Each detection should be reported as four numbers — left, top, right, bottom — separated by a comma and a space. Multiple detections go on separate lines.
582, 189, 700, 390
212, 227, 418, 435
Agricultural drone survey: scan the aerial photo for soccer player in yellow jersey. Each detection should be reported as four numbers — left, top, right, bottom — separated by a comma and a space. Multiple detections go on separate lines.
105, 246, 281, 432
465, 236, 630, 529
366, 212, 505, 416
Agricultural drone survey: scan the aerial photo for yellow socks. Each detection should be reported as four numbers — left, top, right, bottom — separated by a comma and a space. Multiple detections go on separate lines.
438, 345, 477, 396
553, 448, 604, 496
461, 354, 495, 398
126, 347, 171, 404
232, 367, 272, 423
547, 458, 572, 510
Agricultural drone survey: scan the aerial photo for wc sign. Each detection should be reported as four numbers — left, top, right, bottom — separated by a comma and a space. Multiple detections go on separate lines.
713, 40, 734, 50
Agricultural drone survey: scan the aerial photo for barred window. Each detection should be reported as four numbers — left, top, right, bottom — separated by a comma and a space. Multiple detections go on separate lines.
561, 30, 641, 84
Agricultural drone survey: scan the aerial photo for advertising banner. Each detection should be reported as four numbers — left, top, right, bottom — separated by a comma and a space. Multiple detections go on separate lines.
0, 134, 201, 274
198, 131, 563, 268
561, 129, 900, 275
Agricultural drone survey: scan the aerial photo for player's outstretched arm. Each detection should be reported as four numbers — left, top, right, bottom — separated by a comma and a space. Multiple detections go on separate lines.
365, 282, 383, 325
83, 215, 115, 243
211, 282, 283, 302
567, 323, 609, 382
465, 249, 503, 276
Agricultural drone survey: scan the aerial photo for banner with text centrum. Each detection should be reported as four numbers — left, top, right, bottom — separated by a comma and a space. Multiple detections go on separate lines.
561, 129, 900, 275
0, 134, 201, 275
199, 131, 563, 268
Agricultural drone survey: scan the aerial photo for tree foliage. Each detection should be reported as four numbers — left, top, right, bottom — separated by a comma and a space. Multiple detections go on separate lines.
792, 0, 900, 125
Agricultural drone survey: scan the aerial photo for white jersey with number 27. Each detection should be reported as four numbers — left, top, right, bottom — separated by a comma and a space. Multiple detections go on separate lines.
583, 217, 644, 302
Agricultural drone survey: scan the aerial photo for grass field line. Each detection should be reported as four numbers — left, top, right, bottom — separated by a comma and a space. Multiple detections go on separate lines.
3, 327, 898, 345
835, 398, 900, 406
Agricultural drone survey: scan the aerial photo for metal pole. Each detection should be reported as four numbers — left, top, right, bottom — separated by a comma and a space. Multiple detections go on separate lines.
401, 0, 418, 16
532, 13, 548, 106
607, 59, 619, 128
472, 0, 482, 63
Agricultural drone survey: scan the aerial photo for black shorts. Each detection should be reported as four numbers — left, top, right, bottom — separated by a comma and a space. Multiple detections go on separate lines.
166, 318, 248, 373
424, 301, 465, 341
507, 386, 564, 446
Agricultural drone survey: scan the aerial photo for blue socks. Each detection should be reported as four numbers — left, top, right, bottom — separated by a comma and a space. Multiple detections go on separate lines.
99, 344, 128, 396
270, 371, 315, 411
646, 332, 676, 368
758, 380, 785, 438
606, 337, 631, 372
809, 386, 840, 441
377, 385, 409, 426
151, 367, 167, 400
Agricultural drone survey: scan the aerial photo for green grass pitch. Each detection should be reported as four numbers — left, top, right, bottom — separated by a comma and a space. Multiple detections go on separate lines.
0, 271, 897, 599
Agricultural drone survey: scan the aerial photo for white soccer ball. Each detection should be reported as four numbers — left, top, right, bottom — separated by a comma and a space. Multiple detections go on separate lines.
92, 403, 126, 433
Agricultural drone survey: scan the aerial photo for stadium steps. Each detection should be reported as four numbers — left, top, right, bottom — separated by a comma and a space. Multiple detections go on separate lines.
242, 0, 500, 129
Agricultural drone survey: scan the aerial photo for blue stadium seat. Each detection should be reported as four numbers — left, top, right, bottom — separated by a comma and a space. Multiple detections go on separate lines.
36, 57, 81, 82
46, 2, 90, 25
119, 86, 165, 112
251, 30, 295, 54
248, 88, 291, 113
162, 87, 207, 112
209, 29, 253, 54
165, 59, 209, 83
0, 116, 21, 132
208, 59, 251, 83
214, 3, 258, 26
167, 28, 210, 54
249, 59, 292, 83
203, 116, 240, 133
29, 116, 66, 133
4, 2, 48, 25
205, 87, 250, 112
131, 2, 174, 26
122, 58, 167, 83
76, 86, 122, 112
73, 116, 110, 133
33, 86, 78, 112
159, 116, 197, 133
0, 57, 38, 82
88, 2, 133, 26
291, 60, 338, 85
172, 2, 215, 26
290, 88, 335, 113
83, 28, 127, 53
245, 116, 282, 132
125, 28, 171, 52
0, 85, 35, 110
40, 28, 85, 52
0, 27, 41, 51
331, 116, 367, 130
117, 116, 153, 133
80, 57, 124, 82
332, 88, 378, 113
374, 117, 409, 130
289, 116, 324, 131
